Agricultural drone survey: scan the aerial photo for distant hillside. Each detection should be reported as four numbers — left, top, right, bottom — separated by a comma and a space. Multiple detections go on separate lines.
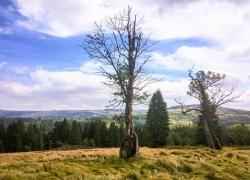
0, 109, 146, 119
0, 109, 121, 119
168, 106, 250, 127
0, 106, 249, 127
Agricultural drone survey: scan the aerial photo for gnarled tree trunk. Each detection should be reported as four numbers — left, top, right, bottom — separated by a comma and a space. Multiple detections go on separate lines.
200, 85, 221, 150
119, 100, 139, 158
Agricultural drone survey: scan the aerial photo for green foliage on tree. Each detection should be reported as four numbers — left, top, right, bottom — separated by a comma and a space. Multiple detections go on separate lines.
108, 122, 120, 147
228, 124, 250, 145
5, 120, 25, 152
0, 116, 250, 153
70, 121, 82, 145
144, 90, 169, 147
0, 123, 5, 152
167, 126, 197, 146
196, 115, 222, 146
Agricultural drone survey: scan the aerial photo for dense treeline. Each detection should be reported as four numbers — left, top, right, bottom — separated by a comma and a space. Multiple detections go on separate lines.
0, 118, 250, 153
0, 119, 125, 152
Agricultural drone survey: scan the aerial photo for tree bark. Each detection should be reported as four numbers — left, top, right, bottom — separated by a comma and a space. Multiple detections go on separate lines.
119, 101, 139, 158
200, 84, 221, 150
119, 21, 140, 158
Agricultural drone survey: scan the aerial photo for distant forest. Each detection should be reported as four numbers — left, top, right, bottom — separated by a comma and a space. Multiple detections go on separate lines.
0, 116, 250, 153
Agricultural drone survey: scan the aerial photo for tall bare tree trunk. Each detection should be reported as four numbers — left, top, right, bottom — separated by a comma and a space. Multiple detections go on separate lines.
119, 32, 139, 158
200, 85, 221, 150
201, 116, 215, 149
119, 100, 139, 158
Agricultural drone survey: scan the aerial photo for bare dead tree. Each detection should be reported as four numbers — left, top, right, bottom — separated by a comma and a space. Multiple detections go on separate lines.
175, 69, 241, 150
81, 7, 154, 158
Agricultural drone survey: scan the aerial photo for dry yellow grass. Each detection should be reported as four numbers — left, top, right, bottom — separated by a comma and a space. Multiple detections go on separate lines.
0, 147, 249, 179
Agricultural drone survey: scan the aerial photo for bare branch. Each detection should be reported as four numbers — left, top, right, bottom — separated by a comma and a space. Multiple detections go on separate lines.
174, 98, 201, 114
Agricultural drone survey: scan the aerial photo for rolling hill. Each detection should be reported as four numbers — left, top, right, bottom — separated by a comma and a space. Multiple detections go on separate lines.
0, 106, 249, 127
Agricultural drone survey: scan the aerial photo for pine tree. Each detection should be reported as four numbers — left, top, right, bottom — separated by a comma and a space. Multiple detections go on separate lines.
0, 123, 5, 152
99, 122, 108, 147
38, 124, 45, 150
119, 123, 125, 146
5, 120, 25, 152
108, 122, 119, 147
145, 90, 169, 147
15, 120, 25, 151
25, 123, 39, 151
134, 125, 144, 146
70, 121, 82, 145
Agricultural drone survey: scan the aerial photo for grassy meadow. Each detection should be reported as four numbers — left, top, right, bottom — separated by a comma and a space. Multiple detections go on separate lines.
0, 147, 249, 180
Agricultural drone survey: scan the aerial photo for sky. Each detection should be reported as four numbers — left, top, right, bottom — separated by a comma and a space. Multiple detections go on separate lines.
0, 0, 250, 111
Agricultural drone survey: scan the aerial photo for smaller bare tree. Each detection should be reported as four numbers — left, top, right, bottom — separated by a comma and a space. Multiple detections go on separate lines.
81, 7, 154, 158
176, 69, 241, 149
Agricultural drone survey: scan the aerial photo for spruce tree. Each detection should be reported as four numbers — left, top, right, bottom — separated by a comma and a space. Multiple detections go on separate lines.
70, 121, 82, 145
145, 90, 169, 147
108, 122, 119, 147
0, 123, 5, 152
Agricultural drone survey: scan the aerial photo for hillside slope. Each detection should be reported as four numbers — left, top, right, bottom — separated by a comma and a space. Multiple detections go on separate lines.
0, 147, 249, 179
0, 106, 250, 127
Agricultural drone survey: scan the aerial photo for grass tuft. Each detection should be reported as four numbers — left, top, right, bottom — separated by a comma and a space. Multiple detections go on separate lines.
178, 162, 193, 173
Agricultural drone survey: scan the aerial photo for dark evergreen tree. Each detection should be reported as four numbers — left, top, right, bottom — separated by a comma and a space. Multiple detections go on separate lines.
134, 125, 144, 146
145, 90, 169, 147
196, 115, 222, 146
0, 123, 5, 152
38, 124, 45, 150
119, 122, 125, 146
70, 121, 82, 145
15, 120, 25, 151
108, 122, 120, 147
52, 119, 70, 145
25, 123, 39, 151
99, 122, 108, 147
88, 122, 96, 140
196, 115, 207, 145
5, 120, 25, 152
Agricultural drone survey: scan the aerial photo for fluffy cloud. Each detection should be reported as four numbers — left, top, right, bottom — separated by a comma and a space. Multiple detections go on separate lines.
0, 61, 194, 110
0, 62, 112, 110
0, 62, 7, 68
151, 46, 250, 81
0, 61, 248, 110
13, 0, 250, 43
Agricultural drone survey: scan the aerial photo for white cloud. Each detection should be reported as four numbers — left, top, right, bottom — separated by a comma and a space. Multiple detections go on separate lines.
12, 0, 250, 44
0, 61, 112, 110
152, 45, 250, 80
0, 27, 12, 35
0, 62, 7, 68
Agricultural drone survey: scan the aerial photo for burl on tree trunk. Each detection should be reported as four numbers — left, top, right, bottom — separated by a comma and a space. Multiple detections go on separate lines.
119, 130, 139, 158
119, 100, 139, 158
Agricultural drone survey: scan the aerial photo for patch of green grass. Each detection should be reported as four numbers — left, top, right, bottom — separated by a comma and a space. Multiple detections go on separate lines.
155, 159, 176, 172
178, 162, 193, 173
